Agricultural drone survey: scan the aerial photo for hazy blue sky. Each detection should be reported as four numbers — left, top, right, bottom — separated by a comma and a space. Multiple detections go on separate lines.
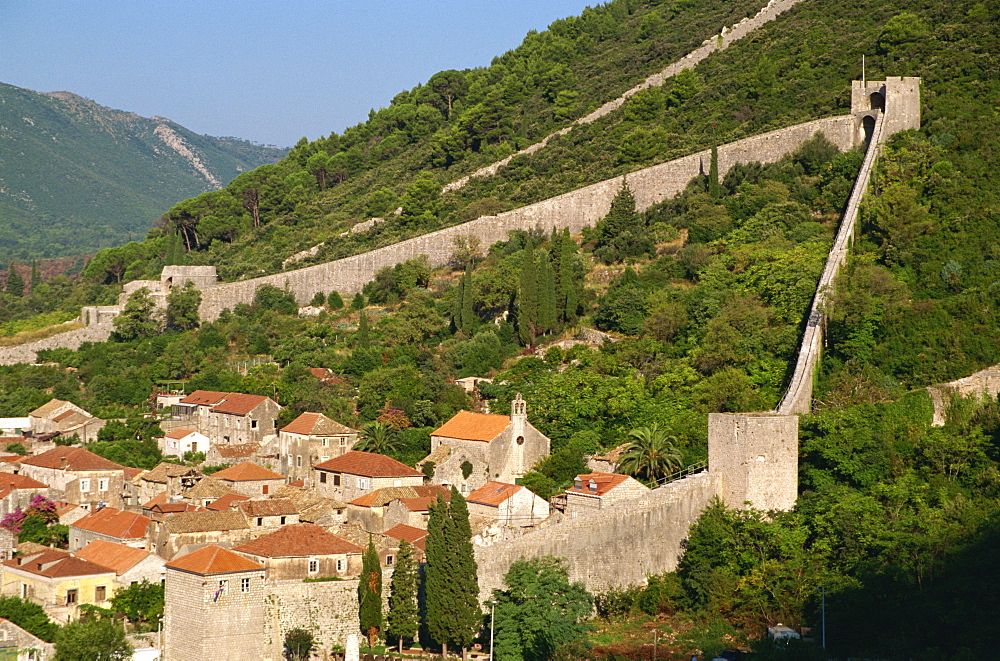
2, 1, 594, 147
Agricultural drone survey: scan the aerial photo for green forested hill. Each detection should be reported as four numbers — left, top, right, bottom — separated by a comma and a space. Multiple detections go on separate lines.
0, 82, 287, 261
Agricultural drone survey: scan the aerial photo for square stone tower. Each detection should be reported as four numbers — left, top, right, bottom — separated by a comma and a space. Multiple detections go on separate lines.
708, 413, 798, 511
851, 76, 921, 139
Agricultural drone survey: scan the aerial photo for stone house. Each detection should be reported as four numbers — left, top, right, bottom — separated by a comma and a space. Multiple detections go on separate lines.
270, 485, 346, 527
0, 616, 55, 660
172, 391, 281, 446
313, 450, 424, 503
232, 523, 363, 580
586, 443, 629, 473
0, 548, 117, 624
18, 447, 127, 510
144, 498, 207, 520
128, 462, 203, 510
0, 529, 16, 563
163, 545, 267, 661
0, 474, 51, 517
467, 481, 549, 527
211, 462, 286, 497
68, 506, 151, 551
238, 499, 299, 533
424, 395, 550, 493
346, 485, 449, 533
27, 400, 105, 443
147, 510, 252, 560
278, 412, 359, 481
159, 428, 210, 459
559, 472, 650, 518
177, 475, 240, 509
75, 539, 165, 587
203, 492, 250, 512
383, 524, 428, 563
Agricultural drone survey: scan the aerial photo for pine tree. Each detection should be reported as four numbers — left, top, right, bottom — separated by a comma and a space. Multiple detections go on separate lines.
387, 539, 419, 653
517, 249, 539, 345
5, 262, 24, 298
358, 538, 383, 648
538, 252, 557, 334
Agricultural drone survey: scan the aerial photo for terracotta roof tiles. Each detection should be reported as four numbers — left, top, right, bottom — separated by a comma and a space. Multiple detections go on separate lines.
20, 446, 125, 472
206, 493, 251, 511
467, 481, 522, 507
280, 412, 358, 436
212, 461, 284, 482
164, 428, 198, 440
216, 443, 261, 458
162, 510, 249, 534
431, 410, 511, 442
166, 545, 263, 575
4, 549, 113, 578
232, 523, 362, 558
71, 507, 150, 539
314, 451, 423, 478
0, 474, 48, 491
567, 472, 634, 496
347, 485, 449, 508
76, 539, 153, 574
178, 390, 228, 406
212, 393, 270, 416
384, 524, 428, 549
238, 499, 298, 517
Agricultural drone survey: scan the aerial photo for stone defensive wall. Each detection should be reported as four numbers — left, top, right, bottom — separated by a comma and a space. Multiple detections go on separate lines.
443, 0, 805, 193
927, 364, 1000, 426
198, 114, 857, 321
0, 321, 113, 366
475, 471, 720, 599
262, 578, 362, 656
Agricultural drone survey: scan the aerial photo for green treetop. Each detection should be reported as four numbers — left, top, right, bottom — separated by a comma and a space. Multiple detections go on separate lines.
358, 538, 383, 648
386, 539, 419, 653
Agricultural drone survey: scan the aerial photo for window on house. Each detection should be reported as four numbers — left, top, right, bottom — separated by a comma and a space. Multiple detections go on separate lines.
262, 484, 269, 495
280, 516, 286, 525
333, 474, 341, 487
79, 479, 91, 492
98, 478, 109, 492
296, 455, 302, 467
224, 436, 230, 442
385, 555, 394, 566
336, 559, 345, 572
95, 585, 106, 601
308, 559, 318, 574
21, 583, 27, 599
357, 477, 370, 491
191, 441, 198, 452
256, 518, 263, 526
217, 580, 228, 599
319, 473, 327, 484
251, 420, 258, 429
393, 480, 402, 487
340, 438, 347, 447
322, 439, 328, 448
241, 577, 250, 593
65, 589, 77, 605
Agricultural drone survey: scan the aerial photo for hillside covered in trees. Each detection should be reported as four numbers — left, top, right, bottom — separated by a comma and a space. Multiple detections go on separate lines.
0, 0, 999, 656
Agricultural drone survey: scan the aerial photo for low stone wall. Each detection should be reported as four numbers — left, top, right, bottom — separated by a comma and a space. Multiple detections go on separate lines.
198, 115, 856, 321
927, 365, 1000, 426
474, 471, 719, 599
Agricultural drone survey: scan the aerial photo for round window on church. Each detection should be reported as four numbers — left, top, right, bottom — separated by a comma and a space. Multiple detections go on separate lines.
516, 436, 525, 445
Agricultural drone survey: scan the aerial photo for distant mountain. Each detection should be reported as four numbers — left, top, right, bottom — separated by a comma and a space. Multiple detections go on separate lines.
0, 82, 287, 261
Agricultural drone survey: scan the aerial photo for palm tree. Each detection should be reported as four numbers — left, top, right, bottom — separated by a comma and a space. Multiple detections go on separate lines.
354, 421, 400, 456
617, 424, 683, 483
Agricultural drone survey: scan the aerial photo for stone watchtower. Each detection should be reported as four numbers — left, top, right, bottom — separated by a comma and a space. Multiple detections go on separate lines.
851, 76, 921, 143
707, 412, 798, 512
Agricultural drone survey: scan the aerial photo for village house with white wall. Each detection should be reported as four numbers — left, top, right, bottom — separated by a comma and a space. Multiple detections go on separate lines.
278, 412, 359, 481
18, 447, 130, 511
170, 391, 281, 447
313, 450, 424, 502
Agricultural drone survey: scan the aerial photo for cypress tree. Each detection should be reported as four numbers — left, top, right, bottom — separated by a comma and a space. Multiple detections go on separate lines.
5, 262, 24, 298
538, 252, 557, 334
709, 145, 722, 198
559, 228, 579, 322
356, 311, 371, 349
460, 264, 475, 334
446, 486, 480, 659
387, 539, 419, 653
29, 260, 39, 293
358, 538, 383, 648
424, 495, 451, 656
517, 249, 539, 345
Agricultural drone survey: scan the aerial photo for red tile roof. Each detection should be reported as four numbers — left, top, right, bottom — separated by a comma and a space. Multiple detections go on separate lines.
4, 549, 113, 578
212, 393, 270, 416
232, 523, 362, 558
467, 481, 521, 507
0, 474, 48, 491
52, 410, 75, 423
166, 545, 264, 575
20, 446, 125, 472
205, 493, 251, 511
178, 390, 228, 406
150, 502, 206, 515
71, 507, 151, 540
212, 461, 284, 482
143, 492, 168, 509
75, 539, 152, 574
216, 443, 260, 458
314, 451, 423, 478
383, 524, 428, 547
348, 485, 448, 508
432, 410, 511, 442
165, 428, 198, 440
567, 472, 633, 496
280, 412, 357, 436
